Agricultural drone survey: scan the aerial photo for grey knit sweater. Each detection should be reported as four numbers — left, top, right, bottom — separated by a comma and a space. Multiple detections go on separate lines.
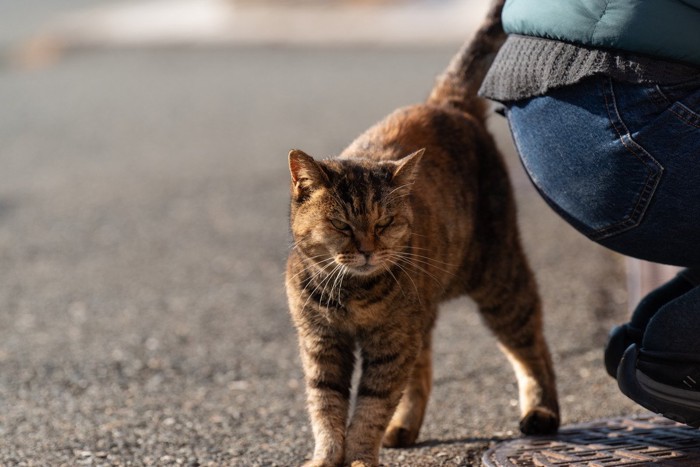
479, 35, 700, 103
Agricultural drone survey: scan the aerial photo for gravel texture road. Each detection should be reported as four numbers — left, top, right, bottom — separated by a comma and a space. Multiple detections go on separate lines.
0, 19, 645, 466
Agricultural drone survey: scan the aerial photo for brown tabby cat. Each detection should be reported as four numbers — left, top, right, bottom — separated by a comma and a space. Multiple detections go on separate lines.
285, 1, 559, 465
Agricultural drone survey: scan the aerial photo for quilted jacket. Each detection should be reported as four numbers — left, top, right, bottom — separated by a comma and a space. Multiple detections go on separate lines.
502, 0, 700, 66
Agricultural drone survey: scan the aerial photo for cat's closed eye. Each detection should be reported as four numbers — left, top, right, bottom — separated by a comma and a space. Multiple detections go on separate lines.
375, 216, 394, 231
330, 218, 351, 231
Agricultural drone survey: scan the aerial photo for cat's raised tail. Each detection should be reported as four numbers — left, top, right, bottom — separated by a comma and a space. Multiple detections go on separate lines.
427, 0, 506, 120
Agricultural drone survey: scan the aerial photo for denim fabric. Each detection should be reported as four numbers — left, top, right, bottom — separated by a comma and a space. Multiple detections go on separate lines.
507, 76, 700, 267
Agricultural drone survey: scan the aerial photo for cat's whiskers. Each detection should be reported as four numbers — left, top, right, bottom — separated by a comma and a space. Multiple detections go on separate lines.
301, 264, 335, 311
383, 256, 422, 304
393, 246, 457, 268
387, 193, 412, 201
286, 246, 332, 276
297, 260, 334, 299
300, 260, 339, 310
392, 253, 445, 280
338, 265, 349, 303
395, 244, 432, 252
287, 255, 336, 283
395, 251, 457, 274
382, 262, 408, 300
334, 266, 348, 305
327, 263, 348, 308
315, 263, 344, 310
386, 252, 447, 290
386, 181, 415, 197
292, 263, 330, 295
297, 251, 334, 264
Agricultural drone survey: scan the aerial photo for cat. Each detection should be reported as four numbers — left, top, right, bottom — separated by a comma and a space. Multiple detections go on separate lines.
285, 1, 559, 465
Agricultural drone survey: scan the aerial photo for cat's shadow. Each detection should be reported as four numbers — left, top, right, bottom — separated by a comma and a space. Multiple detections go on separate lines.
407, 435, 508, 449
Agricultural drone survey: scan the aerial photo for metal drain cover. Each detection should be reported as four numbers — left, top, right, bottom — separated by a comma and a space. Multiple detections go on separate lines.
483, 414, 700, 466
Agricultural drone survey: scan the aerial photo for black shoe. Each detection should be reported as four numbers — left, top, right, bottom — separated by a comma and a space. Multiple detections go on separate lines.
617, 344, 700, 428
604, 324, 643, 378
604, 272, 695, 379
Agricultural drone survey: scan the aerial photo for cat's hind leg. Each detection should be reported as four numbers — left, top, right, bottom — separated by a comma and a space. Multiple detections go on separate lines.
475, 272, 560, 435
499, 336, 560, 434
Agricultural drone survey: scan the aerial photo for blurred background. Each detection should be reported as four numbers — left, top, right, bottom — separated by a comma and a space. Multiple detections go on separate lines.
0, 1, 664, 465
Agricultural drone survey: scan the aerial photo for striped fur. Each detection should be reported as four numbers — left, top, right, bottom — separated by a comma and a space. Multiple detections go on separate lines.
286, 2, 558, 465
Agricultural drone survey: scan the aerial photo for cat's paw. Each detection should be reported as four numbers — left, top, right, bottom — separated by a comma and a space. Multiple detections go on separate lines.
382, 424, 419, 448
519, 407, 560, 435
301, 459, 340, 467
349, 461, 375, 467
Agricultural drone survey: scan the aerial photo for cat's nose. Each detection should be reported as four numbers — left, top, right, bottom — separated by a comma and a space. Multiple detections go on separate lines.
358, 248, 375, 265
357, 238, 375, 257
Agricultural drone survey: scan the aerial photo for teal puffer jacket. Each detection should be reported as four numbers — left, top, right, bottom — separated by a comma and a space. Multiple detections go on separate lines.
502, 0, 700, 67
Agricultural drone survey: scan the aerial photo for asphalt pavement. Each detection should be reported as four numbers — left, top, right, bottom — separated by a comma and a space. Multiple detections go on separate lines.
0, 5, 644, 467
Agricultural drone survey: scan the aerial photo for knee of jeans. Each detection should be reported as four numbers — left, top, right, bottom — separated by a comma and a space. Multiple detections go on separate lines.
643, 287, 700, 354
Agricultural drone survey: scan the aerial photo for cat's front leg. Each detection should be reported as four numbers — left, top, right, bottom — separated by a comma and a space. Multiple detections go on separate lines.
298, 327, 355, 467
344, 331, 420, 466
383, 331, 433, 448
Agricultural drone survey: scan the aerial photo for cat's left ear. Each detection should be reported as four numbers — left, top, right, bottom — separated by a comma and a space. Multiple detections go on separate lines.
392, 148, 425, 188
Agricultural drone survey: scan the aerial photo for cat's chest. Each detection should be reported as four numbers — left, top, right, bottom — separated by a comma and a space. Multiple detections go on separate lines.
312, 288, 397, 330
342, 298, 390, 328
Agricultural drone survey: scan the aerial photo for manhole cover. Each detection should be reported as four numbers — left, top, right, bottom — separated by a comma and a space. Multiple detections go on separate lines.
483, 414, 700, 466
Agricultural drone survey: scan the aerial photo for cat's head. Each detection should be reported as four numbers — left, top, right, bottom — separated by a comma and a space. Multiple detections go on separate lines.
288, 148, 423, 278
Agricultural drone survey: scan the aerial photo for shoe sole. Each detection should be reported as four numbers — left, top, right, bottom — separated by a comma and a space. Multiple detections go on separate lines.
618, 344, 700, 428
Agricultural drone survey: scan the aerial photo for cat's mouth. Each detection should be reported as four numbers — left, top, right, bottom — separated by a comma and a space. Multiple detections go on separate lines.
351, 263, 379, 275
341, 254, 384, 276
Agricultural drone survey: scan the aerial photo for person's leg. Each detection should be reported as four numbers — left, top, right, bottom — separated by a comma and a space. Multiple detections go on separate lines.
505, 75, 700, 424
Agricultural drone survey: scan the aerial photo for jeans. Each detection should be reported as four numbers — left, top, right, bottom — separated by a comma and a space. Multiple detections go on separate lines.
506, 76, 700, 267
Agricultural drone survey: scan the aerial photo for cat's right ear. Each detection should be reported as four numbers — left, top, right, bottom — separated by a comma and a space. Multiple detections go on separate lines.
288, 149, 329, 200
392, 148, 425, 189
